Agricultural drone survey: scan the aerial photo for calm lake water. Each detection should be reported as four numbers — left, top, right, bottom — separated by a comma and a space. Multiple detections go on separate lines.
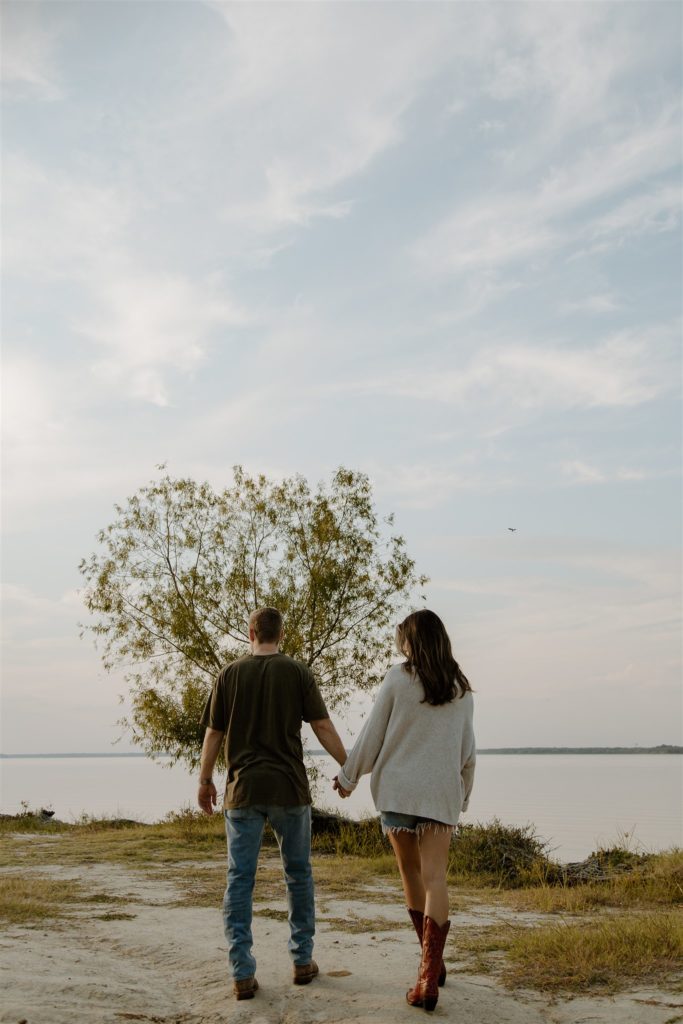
1, 754, 680, 862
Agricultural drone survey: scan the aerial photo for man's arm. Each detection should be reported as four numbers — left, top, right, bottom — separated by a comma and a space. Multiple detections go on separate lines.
197, 726, 224, 815
310, 718, 347, 767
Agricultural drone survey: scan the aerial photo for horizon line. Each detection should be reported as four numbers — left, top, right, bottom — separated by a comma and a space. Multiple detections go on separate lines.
1, 744, 681, 759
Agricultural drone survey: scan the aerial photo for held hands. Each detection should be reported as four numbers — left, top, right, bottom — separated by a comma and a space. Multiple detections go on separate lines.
197, 780, 218, 815
333, 775, 351, 799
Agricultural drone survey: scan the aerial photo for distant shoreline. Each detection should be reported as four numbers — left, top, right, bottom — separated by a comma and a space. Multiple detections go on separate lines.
1, 745, 681, 758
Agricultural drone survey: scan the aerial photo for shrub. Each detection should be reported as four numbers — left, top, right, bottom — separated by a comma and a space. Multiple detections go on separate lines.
449, 818, 553, 887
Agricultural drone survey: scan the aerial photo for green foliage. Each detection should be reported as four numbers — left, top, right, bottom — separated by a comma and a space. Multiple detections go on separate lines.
588, 843, 649, 871
80, 466, 426, 769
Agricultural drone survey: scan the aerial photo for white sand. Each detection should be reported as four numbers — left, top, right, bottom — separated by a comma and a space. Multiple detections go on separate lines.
0, 861, 681, 1024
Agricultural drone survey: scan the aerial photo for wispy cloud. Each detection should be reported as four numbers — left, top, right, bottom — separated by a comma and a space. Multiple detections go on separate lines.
0, 3, 64, 101
560, 293, 622, 315
77, 270, 249, 407
355, 324, 679, 413
560, 461, 648, 486
413, 109, 680, 276
3, 155, 249, 406
209, 3, 458, 233
570, 183, 682, 261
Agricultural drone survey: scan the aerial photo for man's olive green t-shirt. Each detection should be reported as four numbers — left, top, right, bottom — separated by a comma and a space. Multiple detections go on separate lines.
200, 653, 329, 809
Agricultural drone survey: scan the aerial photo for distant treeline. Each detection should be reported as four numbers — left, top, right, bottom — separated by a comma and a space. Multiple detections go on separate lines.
476, 745, 682, 755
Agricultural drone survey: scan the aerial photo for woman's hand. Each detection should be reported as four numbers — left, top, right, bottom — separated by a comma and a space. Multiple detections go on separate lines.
333, 775, 351, 798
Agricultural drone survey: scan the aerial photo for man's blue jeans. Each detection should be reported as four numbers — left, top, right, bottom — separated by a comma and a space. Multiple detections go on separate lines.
223, 804, 315, 981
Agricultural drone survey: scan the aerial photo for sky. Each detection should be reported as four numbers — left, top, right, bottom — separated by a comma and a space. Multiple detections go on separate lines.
1, 1, 681, 756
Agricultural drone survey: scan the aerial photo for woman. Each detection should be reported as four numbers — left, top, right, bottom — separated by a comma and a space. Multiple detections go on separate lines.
334, 609, 475, 1013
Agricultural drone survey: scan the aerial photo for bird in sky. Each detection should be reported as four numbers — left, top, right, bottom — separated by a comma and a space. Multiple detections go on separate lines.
508, 527, 517, 532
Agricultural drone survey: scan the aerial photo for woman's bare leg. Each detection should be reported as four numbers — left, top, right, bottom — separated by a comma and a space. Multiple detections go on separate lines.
418, 827, 451, 924
388, 830, 425, 912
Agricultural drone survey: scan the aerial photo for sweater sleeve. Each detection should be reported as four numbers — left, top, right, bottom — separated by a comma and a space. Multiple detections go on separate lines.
337, 673, 395, 793
460, 716, 476, 813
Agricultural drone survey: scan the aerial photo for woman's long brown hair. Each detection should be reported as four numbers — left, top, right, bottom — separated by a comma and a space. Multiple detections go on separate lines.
396, 609, 472, 705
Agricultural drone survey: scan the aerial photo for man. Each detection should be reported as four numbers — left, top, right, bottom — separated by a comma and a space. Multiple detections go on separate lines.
198, 606, 347, 1001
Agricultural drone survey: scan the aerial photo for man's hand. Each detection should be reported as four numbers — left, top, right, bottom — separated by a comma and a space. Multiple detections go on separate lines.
198, 727, 224, 814
198, 780, 218, 815
333, 775, 351, 798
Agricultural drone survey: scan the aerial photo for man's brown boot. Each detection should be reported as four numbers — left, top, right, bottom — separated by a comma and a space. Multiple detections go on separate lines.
293, 960, 319, 985
406, 916, 450, 1012
408, 909, 446, 987
233, 977, 258, 1000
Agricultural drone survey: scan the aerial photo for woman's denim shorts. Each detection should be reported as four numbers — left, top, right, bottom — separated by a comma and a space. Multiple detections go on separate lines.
380, 811, 454, 835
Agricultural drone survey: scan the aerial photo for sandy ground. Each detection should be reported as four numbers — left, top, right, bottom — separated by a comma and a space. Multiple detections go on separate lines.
1, 859, 681, 1024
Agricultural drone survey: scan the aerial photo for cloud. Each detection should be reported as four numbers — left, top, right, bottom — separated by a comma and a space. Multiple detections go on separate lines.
2, 155, 131, 280
560, 461, 648, 486
77, 270, 249, 407
477, 119, 505, 134
3, 155, 249, 406
561, 293, 622, 315
370, 464, 486, 510
570, 183, 682, 261
0, 584, 81, 643
203, 3, 458, 232
413, 108, 680, 276
0, 2, 64, 101
354, 323, 679, 413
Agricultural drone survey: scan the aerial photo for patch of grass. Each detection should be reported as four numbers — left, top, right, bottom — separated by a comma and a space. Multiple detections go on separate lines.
95, 911, 137, 921
168, 853, 402, 909
320, 914, 405, 934
503, 912, 683, 993
0, 808, 229, 869
0, 874, 84, 924
81, 892, 128, 904
448, 922, 519, 975
0, 812, 56, 834
311, 854, 401, 899
508, 850, 683, 913
254, 908, 290, 922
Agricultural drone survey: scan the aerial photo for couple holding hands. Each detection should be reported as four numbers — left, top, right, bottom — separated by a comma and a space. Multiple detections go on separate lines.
198, 606, 475, 1012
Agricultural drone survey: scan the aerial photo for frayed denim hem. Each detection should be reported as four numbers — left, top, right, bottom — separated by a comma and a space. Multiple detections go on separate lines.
381, 820, 455, 838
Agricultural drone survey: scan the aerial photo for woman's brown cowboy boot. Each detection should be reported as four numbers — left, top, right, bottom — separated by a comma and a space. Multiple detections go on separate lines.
406, 916, 451, 1012
407, 909, 446, 987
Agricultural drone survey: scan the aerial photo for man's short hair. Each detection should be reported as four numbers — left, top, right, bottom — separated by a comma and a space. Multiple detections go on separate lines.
249, 607, 283, 643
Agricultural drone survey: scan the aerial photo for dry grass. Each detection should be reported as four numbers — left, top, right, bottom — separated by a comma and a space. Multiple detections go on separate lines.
2, 815, 682, 998
506, 850, 683, 913
164, 852, 402, 910
503, 913, 683, 993
448, 922, 519, 975
319, 914, 405, 934
0, 810, 228, 870
312, 853, 399, 894
0, 874, 85, 924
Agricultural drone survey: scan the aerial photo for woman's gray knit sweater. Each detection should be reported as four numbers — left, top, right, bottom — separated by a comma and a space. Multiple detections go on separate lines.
337, 663, 476, 826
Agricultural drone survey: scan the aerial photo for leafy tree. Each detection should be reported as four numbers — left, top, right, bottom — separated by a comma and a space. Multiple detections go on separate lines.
79, 467, 427, 768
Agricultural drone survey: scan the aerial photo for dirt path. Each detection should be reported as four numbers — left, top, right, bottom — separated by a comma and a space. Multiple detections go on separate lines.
0, 862, 680, 1024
